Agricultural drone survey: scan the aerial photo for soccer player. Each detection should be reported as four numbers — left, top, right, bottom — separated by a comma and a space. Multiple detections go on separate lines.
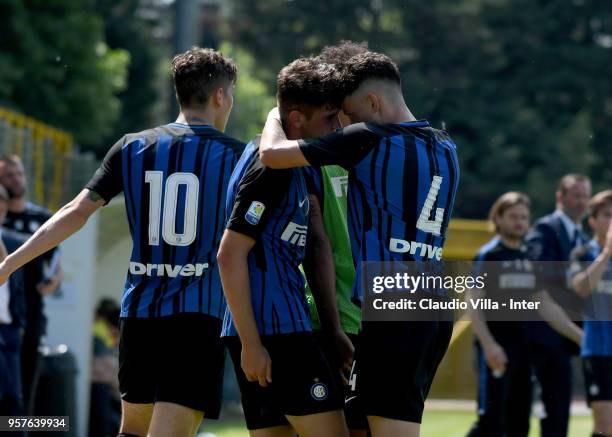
259, 50, 460, 437
0, 155, 63, 414
0, 47, 244, 437
217, 58, 348, 437
570, 189, 612, 437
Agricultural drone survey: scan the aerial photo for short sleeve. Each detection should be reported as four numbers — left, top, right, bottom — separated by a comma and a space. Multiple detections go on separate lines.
85, 137, 124, 204
298, 123, 380, 169
226, 157, 292, 240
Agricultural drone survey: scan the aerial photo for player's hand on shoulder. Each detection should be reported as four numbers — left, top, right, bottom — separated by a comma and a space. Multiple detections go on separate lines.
483, 341, 507, 376
241, 343, 272, 387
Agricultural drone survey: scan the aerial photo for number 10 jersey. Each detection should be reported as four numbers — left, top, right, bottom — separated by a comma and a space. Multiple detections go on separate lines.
86, 123, 245, 318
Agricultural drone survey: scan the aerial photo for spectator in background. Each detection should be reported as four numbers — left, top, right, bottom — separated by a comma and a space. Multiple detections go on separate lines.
0, 155, 63, 415
0, 184, 31, 417
89, 298, 121, 437
525, 173, 591, 437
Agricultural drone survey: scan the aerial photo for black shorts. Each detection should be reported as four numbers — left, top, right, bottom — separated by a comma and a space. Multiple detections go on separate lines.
345, 320, 453, 428
583, 356, 612, 404
118, 313, 225, 417
312, 330, 359, 393
225, 332, 344, 430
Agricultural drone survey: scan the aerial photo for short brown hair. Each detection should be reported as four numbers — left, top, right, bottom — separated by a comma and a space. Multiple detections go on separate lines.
341, 50, 401, 95
171, 47, 237, 109
557, 173, 591, 195
317, 40, 369, 65
276, 57, 344, 124
588, 189, 612, 218
488, 192, 531, 232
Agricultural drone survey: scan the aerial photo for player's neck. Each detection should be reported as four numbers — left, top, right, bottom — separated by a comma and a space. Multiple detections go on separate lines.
387, 104, 417, 124
498, 234, 522, 249
176, 109, 216, 128
8, 197, 27, 213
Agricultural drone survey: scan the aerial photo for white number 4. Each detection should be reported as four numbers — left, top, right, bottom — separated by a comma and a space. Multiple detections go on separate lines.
416, 175, 445, 236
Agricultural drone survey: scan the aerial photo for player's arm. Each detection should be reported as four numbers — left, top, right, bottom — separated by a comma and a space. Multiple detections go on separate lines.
302, 194, 354, 379
466, 287, 507, 375
571, 221, 612, 298
0, 190, 103, 284
218, 157, 291, 387
533, 289, 583, 345
0, 138, 123, 286
259, 108, 309, 168
260, 108, 379, 170
217, 230, 271, 387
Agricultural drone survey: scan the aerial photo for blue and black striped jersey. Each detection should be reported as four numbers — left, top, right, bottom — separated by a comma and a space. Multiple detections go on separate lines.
298, 120, 460, 303
86, 123, 245, 318
221, 139, 311, 336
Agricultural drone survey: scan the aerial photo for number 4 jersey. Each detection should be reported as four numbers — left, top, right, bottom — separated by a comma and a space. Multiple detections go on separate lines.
86, 123, 245, 318
298, 120, 460, 303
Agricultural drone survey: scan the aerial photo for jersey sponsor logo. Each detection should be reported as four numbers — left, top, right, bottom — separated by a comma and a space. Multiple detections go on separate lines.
245, 201, 265, 225
129, 261, 209, 277
389, 238, 443, 260
589, 383, 600, 397
310, 382, 328, 401
331, 175, 348, 197
281, 222, 307, 247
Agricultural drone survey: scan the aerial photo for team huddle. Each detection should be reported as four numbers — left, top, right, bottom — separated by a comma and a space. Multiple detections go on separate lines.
0, 41, 608, 437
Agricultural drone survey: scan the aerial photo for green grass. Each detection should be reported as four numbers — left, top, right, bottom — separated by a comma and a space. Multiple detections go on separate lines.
198, 410, 592, 436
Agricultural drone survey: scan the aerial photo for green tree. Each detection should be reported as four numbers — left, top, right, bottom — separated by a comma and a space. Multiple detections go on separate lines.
220, 42, 276, 143
224, 0, 612, 218
0, 0, 129, 151
94, 0, 164, 156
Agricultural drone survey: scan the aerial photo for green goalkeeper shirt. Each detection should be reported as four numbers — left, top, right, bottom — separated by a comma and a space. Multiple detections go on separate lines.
303, 165, 361, 334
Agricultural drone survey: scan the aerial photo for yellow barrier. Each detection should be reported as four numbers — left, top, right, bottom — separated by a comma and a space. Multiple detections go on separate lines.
0, 106, 74, 210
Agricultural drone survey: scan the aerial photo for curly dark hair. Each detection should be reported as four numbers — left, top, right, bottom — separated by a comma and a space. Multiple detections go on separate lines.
276, 57, 344, 123
171, 46, 237, 108
341, 51, 401, 95
316, 40, 369, 65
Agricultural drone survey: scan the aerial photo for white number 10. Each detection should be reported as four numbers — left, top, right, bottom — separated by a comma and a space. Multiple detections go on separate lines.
416, 175, 445, 236
145, 171, 199, 246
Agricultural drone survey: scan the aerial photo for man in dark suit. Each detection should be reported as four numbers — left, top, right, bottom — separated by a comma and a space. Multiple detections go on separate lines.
525, 173, 591, 437
0, 184, 30, 417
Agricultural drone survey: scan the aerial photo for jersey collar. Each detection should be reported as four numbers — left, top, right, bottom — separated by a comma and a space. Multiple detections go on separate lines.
397, 119, 429, 127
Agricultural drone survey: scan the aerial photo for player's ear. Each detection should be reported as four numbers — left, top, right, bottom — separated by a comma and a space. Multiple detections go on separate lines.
366, 92, 381, 114
212, 87, 225, 107
287, 110, 304, 130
